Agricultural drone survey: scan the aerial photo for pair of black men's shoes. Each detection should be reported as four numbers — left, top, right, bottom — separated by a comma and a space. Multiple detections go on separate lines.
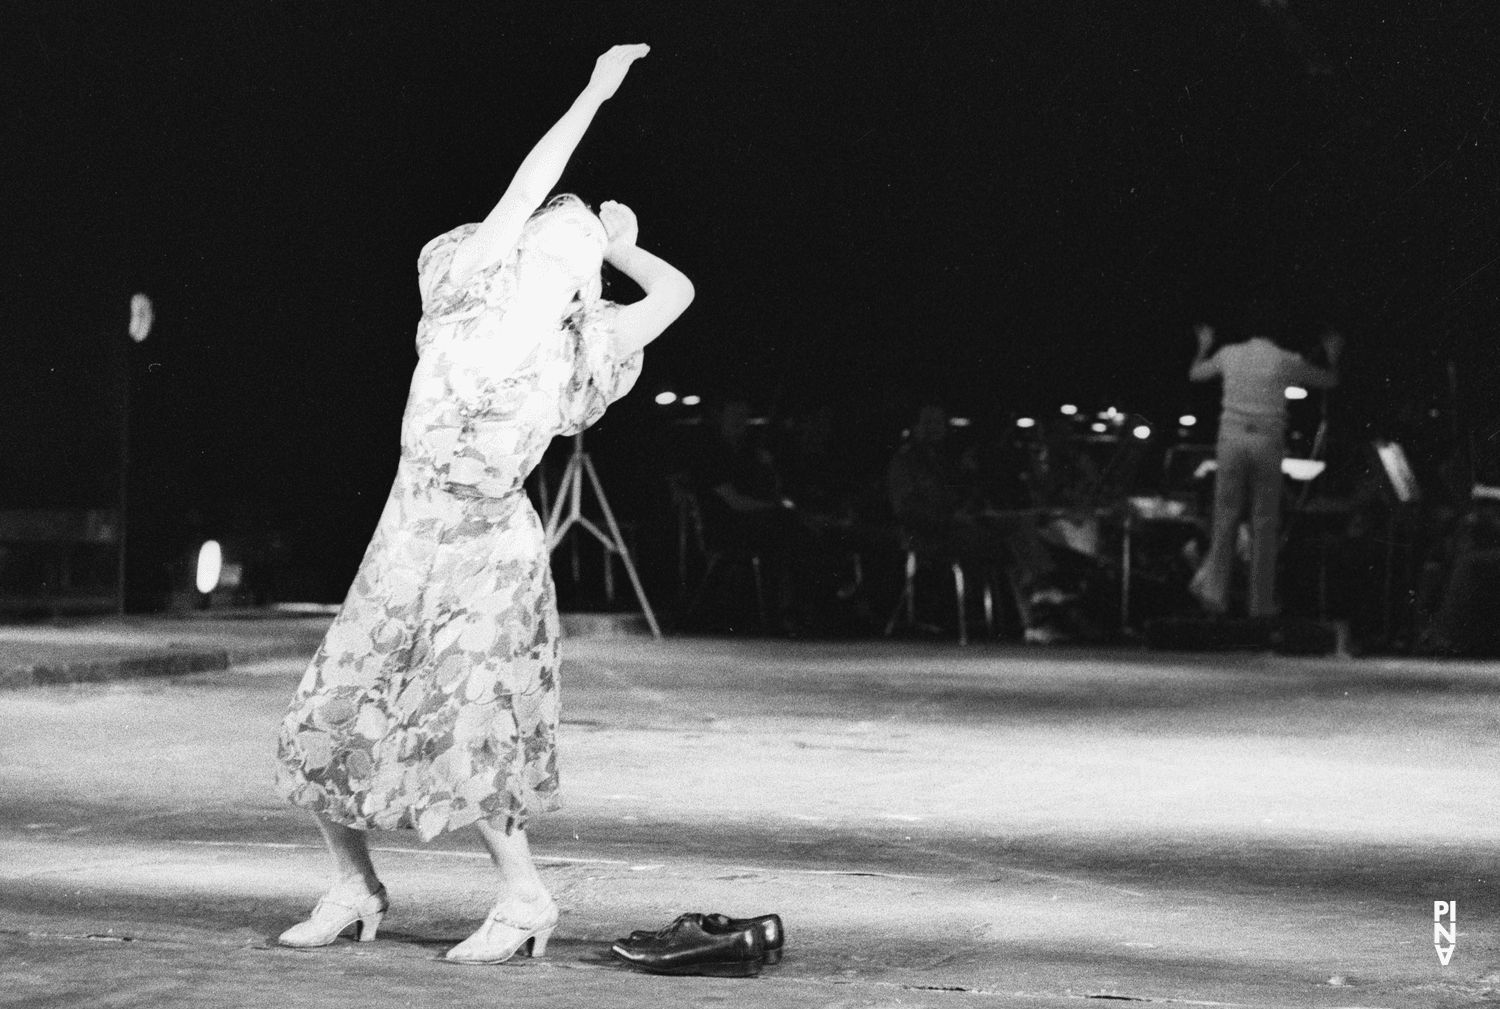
610, 913, 783, 977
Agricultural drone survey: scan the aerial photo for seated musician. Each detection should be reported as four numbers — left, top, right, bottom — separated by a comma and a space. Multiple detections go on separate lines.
885, 404, 1074, 642
697, 399, 835, 633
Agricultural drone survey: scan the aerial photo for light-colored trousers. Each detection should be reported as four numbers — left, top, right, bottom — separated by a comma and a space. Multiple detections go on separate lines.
1194, 419, 1284, 617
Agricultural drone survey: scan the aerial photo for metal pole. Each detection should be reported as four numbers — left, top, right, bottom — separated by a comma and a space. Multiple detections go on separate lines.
118, 293, 152, 615
581, 451, 662, 638
1383, 511, 1396, 640
543, 433, 662, 638
544, 448, 578, 547
116, 343, 130, 615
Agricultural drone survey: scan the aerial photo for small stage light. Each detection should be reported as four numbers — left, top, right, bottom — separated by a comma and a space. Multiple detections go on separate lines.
654, 391, 678, 406
1132, 425, 1152, 440
128, 293, 153, 343
1091, 422, 1108, 433
1016, 417, 1036, 429
1284, 386, 1308, 401
681, 394, 701, 406
1060, 404, 1078, 416
1179, 414, 1197, 427
1281, 458, 1326, 481
196, 540, 223, 594
948, 417, 972, 428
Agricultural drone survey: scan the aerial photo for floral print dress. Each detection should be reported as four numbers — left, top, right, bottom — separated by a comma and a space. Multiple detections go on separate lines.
276, 219, 642, 841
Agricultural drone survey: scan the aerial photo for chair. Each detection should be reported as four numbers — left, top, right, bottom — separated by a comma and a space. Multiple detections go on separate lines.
883, 532, 1002, 645
667, 474, 767, 630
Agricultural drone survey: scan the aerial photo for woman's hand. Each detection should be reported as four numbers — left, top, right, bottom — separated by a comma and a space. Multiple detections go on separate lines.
600, 200, 639, 256
453, 45, 651, 286
585, 44, 650, 102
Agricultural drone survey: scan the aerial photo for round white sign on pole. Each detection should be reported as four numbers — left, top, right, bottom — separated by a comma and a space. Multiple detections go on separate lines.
128, 293, 153, 343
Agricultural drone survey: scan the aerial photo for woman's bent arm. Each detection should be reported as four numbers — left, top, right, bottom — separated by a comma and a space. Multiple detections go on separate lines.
448, 44, 650, 287
607, 244, 696, 356
598, 200, 694, 355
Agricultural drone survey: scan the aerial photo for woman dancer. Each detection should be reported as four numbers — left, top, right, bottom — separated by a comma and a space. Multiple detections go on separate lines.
274, 43, 693, 964
1188, 313, 1340, 617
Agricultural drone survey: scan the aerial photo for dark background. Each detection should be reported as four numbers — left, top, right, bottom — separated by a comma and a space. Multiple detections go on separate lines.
4, 2, 1497, 603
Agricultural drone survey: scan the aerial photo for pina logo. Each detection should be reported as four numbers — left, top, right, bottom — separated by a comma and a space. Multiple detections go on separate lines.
1433, 901, 1457, 965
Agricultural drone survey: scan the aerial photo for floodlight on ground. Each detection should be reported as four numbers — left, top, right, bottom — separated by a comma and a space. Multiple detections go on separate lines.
195, 541, 223, 594
1285, 386, 1308, 400
1132, 425, 1151, 440
654, 391, 678, 406
1060, 404, 1078, 415
948, 417, 971, 427
1091, 422, 1108, 433
1179, 414, 1197, 427
1016, 417, 1035, 429
681, 394, 701, 406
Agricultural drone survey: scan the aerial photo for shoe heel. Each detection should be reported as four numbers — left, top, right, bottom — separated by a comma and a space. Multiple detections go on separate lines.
526, 927, 554, 957
762, 947, 782, 965
355, 912, 384, 942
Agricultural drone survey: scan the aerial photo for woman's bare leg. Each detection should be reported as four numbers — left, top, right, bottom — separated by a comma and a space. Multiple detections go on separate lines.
278, 814, 386, 945
440, 820, 556, 960
474, 820, 552, 917
313, 813, 382, 897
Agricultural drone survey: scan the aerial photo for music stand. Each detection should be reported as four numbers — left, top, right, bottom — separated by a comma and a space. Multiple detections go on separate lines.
1371, 439, 1421, 640
543, 432, 662, 638
1374, 440, 1420, 504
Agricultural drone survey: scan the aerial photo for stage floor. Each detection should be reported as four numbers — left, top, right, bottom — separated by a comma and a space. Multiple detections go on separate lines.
2, 637, 1496, 1007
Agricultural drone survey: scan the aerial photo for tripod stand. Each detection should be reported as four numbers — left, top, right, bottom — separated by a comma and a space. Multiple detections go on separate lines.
543, 432, 662, 638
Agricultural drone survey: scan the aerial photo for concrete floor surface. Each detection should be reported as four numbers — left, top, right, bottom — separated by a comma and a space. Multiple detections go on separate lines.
2, 636, 1498, 1007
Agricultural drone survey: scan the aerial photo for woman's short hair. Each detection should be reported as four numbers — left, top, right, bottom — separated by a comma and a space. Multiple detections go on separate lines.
530, 192, 592, 220
525, 193, 606, 323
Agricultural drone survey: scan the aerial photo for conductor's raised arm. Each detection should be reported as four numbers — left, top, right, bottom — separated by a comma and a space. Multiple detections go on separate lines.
1188, 324, 1220, 382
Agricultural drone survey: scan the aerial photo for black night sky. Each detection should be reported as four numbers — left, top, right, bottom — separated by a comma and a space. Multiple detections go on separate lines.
5, 2, 1498, 602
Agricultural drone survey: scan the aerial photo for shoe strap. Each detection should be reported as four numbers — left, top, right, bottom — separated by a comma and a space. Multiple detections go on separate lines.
312, 886, 387, 918
484, 899, 557, 932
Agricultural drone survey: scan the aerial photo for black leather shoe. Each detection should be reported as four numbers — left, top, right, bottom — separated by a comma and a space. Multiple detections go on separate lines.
703, 914, 784, 964
610, 913, 764, 976
620, 912, 696, 945
620, 912, 784, 964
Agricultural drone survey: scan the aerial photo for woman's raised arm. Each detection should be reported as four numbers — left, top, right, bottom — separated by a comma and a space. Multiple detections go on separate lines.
447, 44, 650, 287
598, 201, 695, 356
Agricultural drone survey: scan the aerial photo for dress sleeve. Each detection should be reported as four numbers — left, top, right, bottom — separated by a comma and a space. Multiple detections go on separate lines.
558, 300, 645, 436
416, 224, 480, 315
415, 224, 521, 356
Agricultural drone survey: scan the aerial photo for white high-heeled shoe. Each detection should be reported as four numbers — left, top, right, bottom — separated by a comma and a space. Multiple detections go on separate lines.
444, 898, 559, 965
278, 884, 389, 948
